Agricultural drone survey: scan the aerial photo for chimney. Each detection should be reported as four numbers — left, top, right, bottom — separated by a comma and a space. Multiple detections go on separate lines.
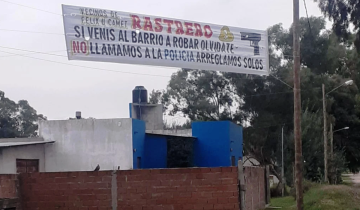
76, 111, 81, 119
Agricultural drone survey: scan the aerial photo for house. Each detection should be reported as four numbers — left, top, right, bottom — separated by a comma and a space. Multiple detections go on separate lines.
0, 86, 243, 174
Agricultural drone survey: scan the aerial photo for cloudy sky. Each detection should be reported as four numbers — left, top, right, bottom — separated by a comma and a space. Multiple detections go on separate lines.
0, 0, 327, 121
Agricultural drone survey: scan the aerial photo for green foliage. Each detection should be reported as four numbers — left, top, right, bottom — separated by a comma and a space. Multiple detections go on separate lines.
160, 69, 238, 122
289, 180, 314, 200
0, 91, 46, 138
164, 119, 191, 130
152, 16, 360, 180
315, 0, 360, 53
149, 89, 163, 104
269, 184, 360, 210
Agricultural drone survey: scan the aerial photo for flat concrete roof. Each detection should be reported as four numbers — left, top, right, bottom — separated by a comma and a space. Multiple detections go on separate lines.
0, 137, 55, 148
146, 133, 196, 139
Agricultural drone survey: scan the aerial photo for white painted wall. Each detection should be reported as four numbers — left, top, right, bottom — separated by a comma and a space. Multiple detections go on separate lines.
0, 144, 45, 174
39, 118, 133, 172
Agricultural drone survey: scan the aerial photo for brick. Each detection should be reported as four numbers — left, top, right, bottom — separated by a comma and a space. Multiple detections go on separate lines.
207, 198, 218, 204
214, 204, 224, 209
221, 167, 232, 172
192, 192, 213, 198
174, 192, 192, 198
210, 168, 222, 173
213, 192, 234, 198
193, 204, 206, 210
200, 168, 212, 173
203, 204, 214, 210
223, 203, 236, 209
217, 198, 229, 204
155, 198, 169, 205
221, 178, 237, 185
228, 196, 238, 203
196, 173, 205, 179
183, 204, 194, 210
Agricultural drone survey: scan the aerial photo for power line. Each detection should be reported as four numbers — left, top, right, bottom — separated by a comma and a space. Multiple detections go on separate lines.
270, 74, 293, 89
0, 49, 66, 58
247, 91, 294, 97
0, 0, 61, 16
0, 46, 297, 90
0, 28, 64, 35
0, 46, 266, 80
0, 49, 171, 78
303, 0, 313, 37
0, 46, 66, 57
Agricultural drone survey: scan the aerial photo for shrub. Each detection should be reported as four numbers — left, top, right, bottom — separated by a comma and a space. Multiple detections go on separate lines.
290, 180, 313, 200
270, 186, 282, 198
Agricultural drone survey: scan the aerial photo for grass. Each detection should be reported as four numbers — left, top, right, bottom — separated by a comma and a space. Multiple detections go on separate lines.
342, 174, 353, 185
266, 184, 360, 210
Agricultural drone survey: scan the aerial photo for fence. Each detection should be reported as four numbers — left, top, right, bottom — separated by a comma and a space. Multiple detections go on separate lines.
0, 165, 268, 210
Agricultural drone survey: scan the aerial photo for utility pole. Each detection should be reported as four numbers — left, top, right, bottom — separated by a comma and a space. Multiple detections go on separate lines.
281, 125, 284, 197
329, 123, 333, 184
330, 123, 333, 160
322, 84, 328, 183
293, 0, 303, 209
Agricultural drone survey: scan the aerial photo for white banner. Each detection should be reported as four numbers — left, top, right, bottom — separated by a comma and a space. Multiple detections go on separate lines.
62, 5, 269, 75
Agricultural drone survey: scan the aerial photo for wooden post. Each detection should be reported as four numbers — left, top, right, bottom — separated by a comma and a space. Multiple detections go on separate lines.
294, 0, 304, 208
265, 166, 270, 204
238, 160, 246, 210
323, 84, 328, 183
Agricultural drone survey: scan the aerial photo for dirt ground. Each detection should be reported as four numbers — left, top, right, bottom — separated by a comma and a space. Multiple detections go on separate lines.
349, 173, 360, 185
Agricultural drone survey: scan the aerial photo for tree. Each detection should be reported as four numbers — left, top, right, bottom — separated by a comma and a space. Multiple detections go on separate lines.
152, 16, 360, 179
160, 69, 239, 122
0, 90, 46, 138
314, 0, 360, 52
149, 89, 163, 104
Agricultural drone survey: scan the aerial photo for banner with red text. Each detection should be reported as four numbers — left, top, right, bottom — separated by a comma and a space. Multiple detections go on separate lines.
62, 5, 269, 75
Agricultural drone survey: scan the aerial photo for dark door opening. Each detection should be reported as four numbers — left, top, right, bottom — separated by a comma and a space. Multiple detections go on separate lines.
137, 157, 141, 169
231, 156, 236, 166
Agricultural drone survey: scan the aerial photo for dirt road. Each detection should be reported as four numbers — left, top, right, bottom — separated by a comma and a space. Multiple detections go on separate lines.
349, 173, 360, 184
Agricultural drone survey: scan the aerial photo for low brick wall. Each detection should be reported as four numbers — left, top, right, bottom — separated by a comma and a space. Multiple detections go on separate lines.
19, 167, 239, 210
0, 166, 267, 210
0, 174, 21, 209
20, 171, 113, 209
117, 167, 239, 210
0, 174, 18, 198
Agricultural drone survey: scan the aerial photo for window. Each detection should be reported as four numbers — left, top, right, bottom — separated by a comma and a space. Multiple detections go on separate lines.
16, 159, 39, 173
137, 157, 141, 169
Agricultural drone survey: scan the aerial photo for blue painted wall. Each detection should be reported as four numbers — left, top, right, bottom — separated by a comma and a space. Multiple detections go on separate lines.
132, 119, 242, 169
192, 121, 230, 167
229, 122, 243, 166
143, 134, 167, 169
132, 119, 146, 169
129, 103, 133, 118
192, 121, 243, 167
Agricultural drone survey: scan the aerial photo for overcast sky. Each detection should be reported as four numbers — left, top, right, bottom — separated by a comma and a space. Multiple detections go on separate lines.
0, 0, 326, 122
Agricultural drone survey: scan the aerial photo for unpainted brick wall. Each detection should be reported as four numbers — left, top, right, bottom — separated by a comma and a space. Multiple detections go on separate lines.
0, 174, 18, 198
117, 167, 239, 210
16, 166, 266, 210
244, 167, 266, 210
20, 171, 113, 210
19, 167, 239, 210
